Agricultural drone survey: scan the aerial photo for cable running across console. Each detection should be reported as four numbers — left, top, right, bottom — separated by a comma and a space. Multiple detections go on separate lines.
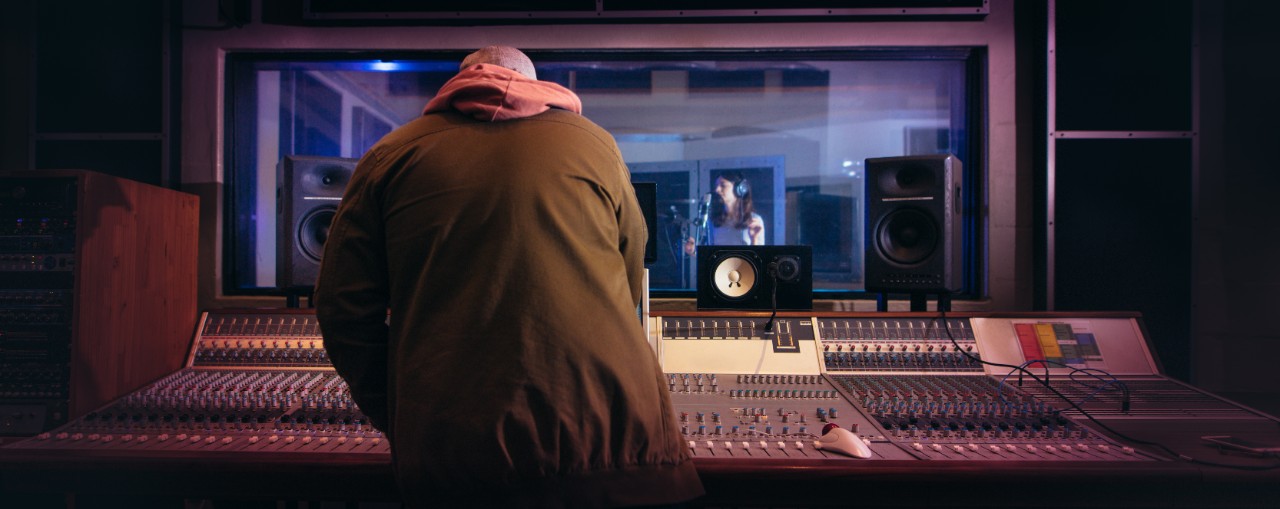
934, 309, 1280, 471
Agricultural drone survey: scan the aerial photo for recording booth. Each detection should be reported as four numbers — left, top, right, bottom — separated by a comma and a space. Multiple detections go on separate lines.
3, 1, 1280, 508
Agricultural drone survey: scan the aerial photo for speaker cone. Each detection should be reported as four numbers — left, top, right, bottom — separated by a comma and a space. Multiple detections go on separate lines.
711, 254, 758, 299
772, 255, 802, 282
875, 208, 938, 266
301, 166, 352, 196
878, 163, 937, 197
297, 206, 337, 263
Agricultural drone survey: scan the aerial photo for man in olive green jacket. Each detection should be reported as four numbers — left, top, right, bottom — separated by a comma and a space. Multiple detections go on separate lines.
315, 46, 703, 508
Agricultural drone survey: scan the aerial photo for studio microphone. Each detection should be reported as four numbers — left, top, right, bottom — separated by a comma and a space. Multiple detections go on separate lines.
697, 193, 712, 228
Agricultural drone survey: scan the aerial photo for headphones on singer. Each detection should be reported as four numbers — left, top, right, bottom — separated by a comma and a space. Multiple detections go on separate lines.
732, 177, 750, 198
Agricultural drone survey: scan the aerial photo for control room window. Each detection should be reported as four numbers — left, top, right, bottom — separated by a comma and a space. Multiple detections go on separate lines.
225, 49, 983, 298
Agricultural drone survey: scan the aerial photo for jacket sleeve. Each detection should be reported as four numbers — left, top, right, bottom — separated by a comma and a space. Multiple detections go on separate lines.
314, 153, 392, 433
615, 159, 648, 310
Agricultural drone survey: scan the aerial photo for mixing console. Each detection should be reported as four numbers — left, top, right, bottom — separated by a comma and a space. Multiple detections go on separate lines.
7, 310, 1277, 471
808, 316, 1148, 461
653, 315, 1153, 462
4, 309, 1280, 509
12, 311, 386, 454
829, 374, 1143, 461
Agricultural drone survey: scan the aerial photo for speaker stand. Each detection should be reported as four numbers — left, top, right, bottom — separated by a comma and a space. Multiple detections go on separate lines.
284, 290, 313, 309
910, 293, 928, 312
875, 292, 951, 312
876, 292, 889, 312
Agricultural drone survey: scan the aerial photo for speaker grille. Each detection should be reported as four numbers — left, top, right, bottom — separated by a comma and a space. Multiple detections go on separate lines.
297, 206, 337, 263
874, 207, 939, 266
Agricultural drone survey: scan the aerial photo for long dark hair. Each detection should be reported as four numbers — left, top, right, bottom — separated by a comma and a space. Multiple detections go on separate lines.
713, 171, 755, 230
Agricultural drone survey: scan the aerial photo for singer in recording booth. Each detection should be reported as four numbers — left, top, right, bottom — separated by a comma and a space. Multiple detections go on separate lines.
685, 171, 766, 255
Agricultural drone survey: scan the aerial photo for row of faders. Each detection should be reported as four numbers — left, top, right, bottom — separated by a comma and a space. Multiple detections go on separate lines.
818, 317, 1152, 461
668, 371, 904, 459
660, 316, 916, 460
11, 312, 388, 454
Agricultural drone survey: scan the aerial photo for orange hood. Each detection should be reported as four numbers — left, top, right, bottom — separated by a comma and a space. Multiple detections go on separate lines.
422, 64, 583, 121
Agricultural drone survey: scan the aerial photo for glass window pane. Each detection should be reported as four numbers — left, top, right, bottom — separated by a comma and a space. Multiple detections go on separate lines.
226, 51, 975, 296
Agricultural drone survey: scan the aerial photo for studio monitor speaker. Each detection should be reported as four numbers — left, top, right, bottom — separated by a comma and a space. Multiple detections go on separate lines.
864, 154, 962, 294
277, 155, 357, 290
697, 245, 812, 310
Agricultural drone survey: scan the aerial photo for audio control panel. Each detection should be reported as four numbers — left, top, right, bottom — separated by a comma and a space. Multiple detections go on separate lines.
818, 318, 982, 373
829, 374, 1144, 461
658, 316, 819, 376
1, 177, 78, 435
13, 310, 1278, 469
668, 371, 909, 460
652, 314, 1152, 462
21, 369, 385, 454
191, 314, 331, 368
10, 311, 386, 454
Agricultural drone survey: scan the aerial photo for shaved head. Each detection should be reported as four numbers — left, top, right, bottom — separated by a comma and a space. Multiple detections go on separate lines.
461, 45, 537, 80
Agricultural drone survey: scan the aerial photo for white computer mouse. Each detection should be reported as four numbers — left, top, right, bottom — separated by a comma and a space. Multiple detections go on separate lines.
813, 423, 873, 459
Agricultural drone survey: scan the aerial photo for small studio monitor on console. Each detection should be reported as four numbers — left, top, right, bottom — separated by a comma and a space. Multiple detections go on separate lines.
277, 155, 357, 291
697, 245, 812, 311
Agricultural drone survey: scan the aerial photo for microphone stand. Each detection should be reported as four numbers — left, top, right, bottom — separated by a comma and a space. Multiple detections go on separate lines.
684, 194, 713, 289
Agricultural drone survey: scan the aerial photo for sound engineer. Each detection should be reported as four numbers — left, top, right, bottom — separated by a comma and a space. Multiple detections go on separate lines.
314, 46, 704, 508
